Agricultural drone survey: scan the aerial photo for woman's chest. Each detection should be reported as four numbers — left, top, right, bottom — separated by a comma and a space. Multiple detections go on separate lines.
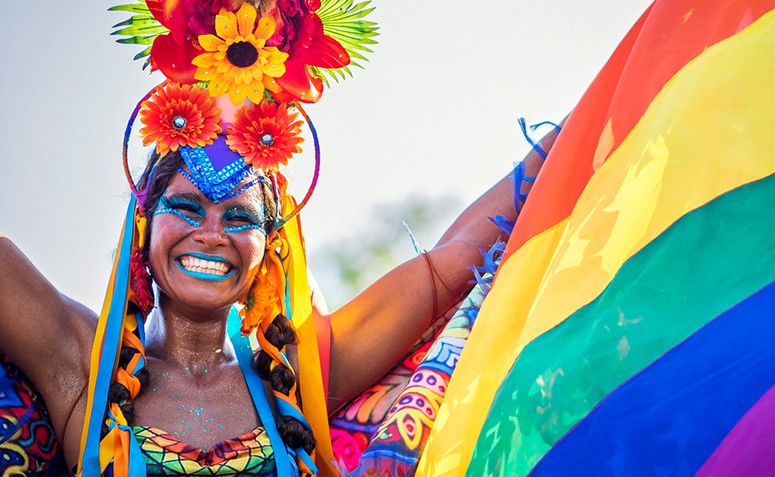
132, 362, 261, 449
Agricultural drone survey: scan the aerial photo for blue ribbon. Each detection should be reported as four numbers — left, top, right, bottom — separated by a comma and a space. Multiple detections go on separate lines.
227, 308, 298, 477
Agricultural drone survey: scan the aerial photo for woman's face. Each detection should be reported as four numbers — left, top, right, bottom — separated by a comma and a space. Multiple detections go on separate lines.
148, 172, 268, 314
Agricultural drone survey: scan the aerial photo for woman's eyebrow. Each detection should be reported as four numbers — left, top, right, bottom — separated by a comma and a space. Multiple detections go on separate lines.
163, 191, 205, 204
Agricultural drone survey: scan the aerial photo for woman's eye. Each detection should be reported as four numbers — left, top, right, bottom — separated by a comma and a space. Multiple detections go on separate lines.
223, 206, 261, 225
155, 196, 206, 226
161, 197, 205, 217
226, 214, 257, 225
174, 203, 202, 215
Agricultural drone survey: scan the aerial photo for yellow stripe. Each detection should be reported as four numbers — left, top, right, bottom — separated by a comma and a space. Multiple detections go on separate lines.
77, 218, 125, 474
417, 10, 775, 477
282, 203, 336, 476
79, 206, 144, 475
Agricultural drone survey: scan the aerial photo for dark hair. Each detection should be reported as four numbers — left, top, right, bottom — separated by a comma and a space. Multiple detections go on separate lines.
251, 315, 317, 454
107, 348, 150, 421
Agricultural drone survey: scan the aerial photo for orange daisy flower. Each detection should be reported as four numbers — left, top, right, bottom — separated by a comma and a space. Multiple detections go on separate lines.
239, 263, 282, 335
193, 3, 289, 105
226, 101, 304, 171
139, 83, 222, 156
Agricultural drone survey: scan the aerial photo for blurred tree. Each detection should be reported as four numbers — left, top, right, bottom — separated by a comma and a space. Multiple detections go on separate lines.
309, 194, 463, 308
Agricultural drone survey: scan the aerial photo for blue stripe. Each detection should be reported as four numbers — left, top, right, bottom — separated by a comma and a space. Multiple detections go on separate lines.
122, 423, 148, 477
227, 307, 296, 477
530, 280, 775, 476
82, 198, 137, 476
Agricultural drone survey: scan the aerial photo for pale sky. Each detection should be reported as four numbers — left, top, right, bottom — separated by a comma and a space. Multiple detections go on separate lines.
0, 1, 652, 310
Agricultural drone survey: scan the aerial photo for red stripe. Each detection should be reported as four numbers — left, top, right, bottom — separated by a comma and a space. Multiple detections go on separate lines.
506, 0, 775, 258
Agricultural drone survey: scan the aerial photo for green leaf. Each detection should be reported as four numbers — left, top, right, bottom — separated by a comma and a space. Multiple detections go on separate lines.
317, 0, 379, 84
110, 1, 168, 68
133, 45, 153, 61
108, 4, 152, 13
116, 36, 157, 45
112, 23, 167, 36
312, 63, 363, 86
112, 16, 161, 28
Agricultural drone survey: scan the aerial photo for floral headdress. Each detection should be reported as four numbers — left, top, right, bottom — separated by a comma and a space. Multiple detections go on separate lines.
114, 0, 377, 221
78, 1, 377, 476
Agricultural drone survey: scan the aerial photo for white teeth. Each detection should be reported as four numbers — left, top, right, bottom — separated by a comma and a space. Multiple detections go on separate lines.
179, 256, 230, 276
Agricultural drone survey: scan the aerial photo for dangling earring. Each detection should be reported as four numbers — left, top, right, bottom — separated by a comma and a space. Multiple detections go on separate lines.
129, 246, 155, 314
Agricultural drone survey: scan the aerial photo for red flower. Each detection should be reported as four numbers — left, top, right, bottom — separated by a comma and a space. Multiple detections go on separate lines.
226, 101, 304, 171
139, 83, 222, 156
266, 0, 350, 103
149, 35, 200, 84
130, 247, 155, 314
146, 0, 197, 83
184, 0, 245, 36
146, 0, 351, 99
147, 0, 245, 83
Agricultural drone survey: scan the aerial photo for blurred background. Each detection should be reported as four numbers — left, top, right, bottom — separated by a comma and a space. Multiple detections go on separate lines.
0, 0, 651, 309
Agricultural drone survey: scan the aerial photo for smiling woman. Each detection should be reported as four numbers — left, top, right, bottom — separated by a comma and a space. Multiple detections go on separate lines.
0, 0, 684, 476
0, 1, 554, 475
144, 155, 269, 308
5, 0, 763, 476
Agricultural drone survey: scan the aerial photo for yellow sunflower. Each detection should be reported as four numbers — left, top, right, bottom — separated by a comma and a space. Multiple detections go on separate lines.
193, 3, 288, 105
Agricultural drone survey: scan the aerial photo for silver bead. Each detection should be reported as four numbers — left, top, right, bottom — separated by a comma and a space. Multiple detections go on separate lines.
172, 116, 187, 130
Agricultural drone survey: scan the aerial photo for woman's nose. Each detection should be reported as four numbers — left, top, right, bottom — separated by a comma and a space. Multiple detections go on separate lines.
192, 215, 228, 248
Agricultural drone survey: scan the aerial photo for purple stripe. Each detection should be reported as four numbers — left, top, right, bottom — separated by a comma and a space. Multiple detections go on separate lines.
696, 385, 775, 476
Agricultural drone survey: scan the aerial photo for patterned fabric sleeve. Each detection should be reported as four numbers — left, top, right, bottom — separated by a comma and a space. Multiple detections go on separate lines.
0, 354, 69, 476
328, 241, 503, 476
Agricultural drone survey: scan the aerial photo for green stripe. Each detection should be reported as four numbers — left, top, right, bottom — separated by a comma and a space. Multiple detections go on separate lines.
466, 173, 775, 477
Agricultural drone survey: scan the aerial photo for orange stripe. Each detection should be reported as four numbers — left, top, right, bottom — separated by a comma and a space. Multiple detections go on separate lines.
507, 0, 775, 257
282, 202, 336, 476
77, 219, 125, 473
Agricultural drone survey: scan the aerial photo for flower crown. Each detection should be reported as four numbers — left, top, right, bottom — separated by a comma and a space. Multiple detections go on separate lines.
112, 0, 378, 215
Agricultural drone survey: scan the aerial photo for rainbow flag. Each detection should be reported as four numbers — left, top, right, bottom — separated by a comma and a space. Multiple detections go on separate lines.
417, 1, 775, 475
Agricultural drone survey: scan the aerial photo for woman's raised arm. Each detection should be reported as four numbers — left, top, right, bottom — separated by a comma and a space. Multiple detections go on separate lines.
326, 125, 561, 411
0, 235, 95, 435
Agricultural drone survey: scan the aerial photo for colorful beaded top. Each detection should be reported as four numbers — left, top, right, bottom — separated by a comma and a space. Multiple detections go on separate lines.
133, 425, 275, 476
